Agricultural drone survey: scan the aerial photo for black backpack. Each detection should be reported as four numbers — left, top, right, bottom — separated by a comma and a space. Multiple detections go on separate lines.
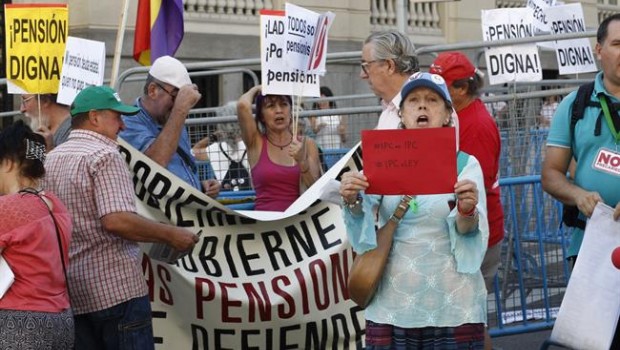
561, 82, 611, 229
219, 143, 251, 191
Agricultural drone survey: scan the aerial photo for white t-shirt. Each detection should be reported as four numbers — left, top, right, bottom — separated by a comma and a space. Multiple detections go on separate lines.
206, 141, 249, 181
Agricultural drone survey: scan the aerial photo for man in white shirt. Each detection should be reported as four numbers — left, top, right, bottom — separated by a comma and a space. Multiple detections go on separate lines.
360, 31, 419, 129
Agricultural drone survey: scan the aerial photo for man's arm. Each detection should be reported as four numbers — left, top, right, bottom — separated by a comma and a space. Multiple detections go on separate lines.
144, 84, 201, 167
542, 146, 602, 217
101, 211, 199, 251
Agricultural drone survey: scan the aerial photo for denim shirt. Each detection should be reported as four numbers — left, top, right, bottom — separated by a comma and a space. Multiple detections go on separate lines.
119, 98, 203, 190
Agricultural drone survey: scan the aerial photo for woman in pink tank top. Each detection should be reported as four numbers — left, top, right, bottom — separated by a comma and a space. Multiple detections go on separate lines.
237, 85, 321, 211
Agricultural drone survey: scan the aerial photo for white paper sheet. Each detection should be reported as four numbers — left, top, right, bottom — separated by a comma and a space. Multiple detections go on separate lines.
0, 254, 15, 299
550, 203, 620, 350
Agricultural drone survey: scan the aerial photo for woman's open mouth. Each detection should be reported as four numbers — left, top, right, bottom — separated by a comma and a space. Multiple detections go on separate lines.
416, 115, 429, 126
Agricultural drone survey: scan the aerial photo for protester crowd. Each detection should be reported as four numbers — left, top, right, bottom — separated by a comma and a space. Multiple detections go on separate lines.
1, 13, 620, 349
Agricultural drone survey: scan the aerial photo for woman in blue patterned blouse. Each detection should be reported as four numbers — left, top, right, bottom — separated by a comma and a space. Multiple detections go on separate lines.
339, 73, 489, 349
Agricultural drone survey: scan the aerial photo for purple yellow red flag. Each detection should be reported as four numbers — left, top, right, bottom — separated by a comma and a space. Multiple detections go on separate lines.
133, 0, 184, 66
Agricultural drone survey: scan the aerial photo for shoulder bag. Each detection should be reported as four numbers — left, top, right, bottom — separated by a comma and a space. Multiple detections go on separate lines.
347, 195, 412, 308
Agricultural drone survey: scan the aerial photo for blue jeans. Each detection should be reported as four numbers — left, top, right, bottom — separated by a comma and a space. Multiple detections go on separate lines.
74, 295, 154, 350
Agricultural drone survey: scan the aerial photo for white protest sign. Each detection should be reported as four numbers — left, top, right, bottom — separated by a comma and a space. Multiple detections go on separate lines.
284, 3, 319, 72
57, 36, 105, 106
527, 0, 555, 34
545, 3, 597, 75
550, 203, 620, 350
481, 8, 542, 85
306, 11, 335, 75
260, 9, 320, 97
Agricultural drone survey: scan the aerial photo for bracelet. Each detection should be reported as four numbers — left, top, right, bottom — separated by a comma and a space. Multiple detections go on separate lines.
457, 202, 477, 217
342, 195, 362, 209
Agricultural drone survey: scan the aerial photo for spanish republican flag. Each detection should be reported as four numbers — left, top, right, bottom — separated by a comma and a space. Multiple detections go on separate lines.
133, 0, 184, 66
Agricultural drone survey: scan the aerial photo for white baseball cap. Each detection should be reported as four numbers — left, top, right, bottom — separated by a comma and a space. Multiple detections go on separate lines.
149, 55, 192, 89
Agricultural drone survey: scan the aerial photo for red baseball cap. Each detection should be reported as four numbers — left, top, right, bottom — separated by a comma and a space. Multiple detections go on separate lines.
429, 52, 476, 87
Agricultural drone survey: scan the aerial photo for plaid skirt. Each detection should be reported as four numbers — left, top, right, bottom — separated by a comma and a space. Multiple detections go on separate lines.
365, 320, 485, 350
0, 308, 74, 350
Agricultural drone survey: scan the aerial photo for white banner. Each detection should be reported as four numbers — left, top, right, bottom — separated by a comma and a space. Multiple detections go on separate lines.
117, 138, 365, 349
481, 8, 542, 85
545, 3, 597, 75
260, 9, 320, 97
550, 203, 620, 350
57, 36, 105, 106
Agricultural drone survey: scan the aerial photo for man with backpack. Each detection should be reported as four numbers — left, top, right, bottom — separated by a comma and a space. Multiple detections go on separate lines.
542, 14, 620, 347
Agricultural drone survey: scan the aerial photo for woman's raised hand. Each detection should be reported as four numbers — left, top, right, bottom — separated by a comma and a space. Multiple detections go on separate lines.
339, 171, 369, 204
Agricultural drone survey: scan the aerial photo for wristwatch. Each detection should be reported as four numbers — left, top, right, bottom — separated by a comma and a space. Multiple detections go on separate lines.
389, 195, 413, 224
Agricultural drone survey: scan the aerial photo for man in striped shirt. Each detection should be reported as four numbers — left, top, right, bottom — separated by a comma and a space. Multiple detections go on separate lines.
44, 85, 199, 350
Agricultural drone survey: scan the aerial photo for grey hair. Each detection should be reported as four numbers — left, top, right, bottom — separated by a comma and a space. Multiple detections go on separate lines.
364, 31, 419, 74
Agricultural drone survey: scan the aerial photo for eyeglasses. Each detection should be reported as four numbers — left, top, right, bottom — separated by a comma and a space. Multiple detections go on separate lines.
154, 82, 178, 101
21, 95, 36, 106
360, 59, 385, 75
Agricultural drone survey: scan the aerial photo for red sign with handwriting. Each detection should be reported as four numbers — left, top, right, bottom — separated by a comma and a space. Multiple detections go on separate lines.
362, 128, 457, 195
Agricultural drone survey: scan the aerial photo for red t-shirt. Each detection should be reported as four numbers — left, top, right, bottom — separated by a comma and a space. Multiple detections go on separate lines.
458, 98, 505, 247
0, 192, 72, 312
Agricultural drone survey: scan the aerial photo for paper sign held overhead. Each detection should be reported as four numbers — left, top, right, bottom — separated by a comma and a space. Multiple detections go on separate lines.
284, 3, 334, 76
527, 0, 556, 34
260, 9, 320, 97
362, 128, 457, 195
545, 3, 597, 75
4, 3, 69, 94
481, 8, 542, 86
57, 37, 106, 106
305, 11, 335, 74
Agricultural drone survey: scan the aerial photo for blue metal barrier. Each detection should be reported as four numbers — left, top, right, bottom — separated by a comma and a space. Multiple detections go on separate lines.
490, 175, 571, 337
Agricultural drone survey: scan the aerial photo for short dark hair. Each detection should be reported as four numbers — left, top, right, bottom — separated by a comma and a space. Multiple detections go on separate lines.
254, 94, 292, 130
313, 86, 337, 110
597, 13, 620, 44
451, 73, 484, 97
0, 120, 46, 180
71, 112, 90, 129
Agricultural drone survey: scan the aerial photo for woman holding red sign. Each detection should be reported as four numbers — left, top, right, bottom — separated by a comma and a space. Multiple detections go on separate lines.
340, 72, 489, 349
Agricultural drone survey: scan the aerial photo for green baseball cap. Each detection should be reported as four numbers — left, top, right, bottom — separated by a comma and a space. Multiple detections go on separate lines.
70, 85, 140, 116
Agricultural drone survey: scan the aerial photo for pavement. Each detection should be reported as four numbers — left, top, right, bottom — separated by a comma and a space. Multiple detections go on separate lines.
492, 329, 553, 350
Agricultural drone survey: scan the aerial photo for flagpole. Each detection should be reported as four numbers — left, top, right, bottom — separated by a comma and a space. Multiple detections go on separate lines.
110, 0, 131, 89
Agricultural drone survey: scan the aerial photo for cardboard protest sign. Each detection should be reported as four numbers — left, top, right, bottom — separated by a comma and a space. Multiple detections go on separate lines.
546, 3, 597, 75
57, 36, 106, 106
481, 8, 542, 86
361, 128, 457, 195
4, 4, 68, 94
260, 9, 320, 97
